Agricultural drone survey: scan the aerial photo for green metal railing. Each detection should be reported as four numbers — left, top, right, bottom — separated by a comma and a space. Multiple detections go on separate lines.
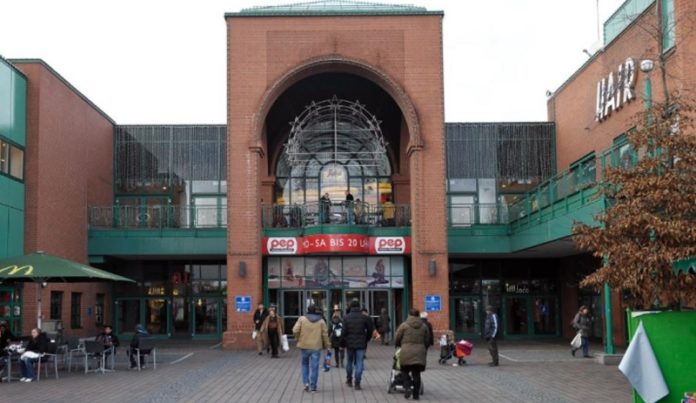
261, 201, 411, 229
89, 205, 227, 229
448, 140, 637, 230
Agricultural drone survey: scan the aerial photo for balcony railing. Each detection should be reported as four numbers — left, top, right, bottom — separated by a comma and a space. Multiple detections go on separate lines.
89, 205, 227, 229
261, 202, 411, 229
448, 203, 508, 226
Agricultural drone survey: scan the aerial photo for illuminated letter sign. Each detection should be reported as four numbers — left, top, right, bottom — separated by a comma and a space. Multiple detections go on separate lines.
596, 57, 636, 122
0, 265, 34, 276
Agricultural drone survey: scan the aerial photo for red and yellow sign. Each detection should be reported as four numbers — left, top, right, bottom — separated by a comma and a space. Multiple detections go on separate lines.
262, 235, 410, 256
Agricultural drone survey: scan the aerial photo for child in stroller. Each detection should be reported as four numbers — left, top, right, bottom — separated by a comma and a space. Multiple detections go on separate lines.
387, 348, 424, 395
438, 330, 454, 365
439, 331, 473, 366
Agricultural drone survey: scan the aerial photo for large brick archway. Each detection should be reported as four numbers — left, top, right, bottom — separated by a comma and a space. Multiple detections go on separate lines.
224, 13, 448, 349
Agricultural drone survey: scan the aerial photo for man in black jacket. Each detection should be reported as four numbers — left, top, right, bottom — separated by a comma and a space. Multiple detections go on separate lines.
420, 311, 434, 348
253, 303, 269, 355
342, 299, 374, 390
484, 305, 499, 366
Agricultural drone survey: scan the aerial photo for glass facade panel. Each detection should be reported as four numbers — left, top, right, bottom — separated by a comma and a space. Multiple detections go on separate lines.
9, 145, 23, 180
0, 141, 9, 174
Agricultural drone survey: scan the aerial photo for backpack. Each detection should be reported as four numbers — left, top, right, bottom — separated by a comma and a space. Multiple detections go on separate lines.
332, 322, 344, 339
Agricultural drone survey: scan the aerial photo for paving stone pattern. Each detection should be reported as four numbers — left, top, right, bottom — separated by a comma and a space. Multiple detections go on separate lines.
0, 340, 631, 402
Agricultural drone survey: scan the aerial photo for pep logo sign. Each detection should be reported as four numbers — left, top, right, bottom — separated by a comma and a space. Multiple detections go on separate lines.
267, 237, 298, 255
375, 237, 406, 254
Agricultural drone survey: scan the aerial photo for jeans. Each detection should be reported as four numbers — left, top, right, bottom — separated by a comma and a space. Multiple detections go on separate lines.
300, 349, 321, 390
20, 357, 36, 379
345, 348, 365, 384
581, 336, 590, 357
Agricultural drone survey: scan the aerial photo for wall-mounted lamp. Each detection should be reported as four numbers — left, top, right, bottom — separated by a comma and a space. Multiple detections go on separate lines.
41, 281, 48, 288
239, 261, 247, 278
428, 260, 437, 277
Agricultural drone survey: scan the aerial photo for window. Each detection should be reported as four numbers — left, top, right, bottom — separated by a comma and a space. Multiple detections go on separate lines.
49, 291, 63, 320
95, 293, 105, 326
70, 293, 82, 328
662, 0, 676, 52
0, 139, 25, 181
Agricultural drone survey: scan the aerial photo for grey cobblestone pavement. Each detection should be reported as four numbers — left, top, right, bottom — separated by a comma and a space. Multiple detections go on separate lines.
0, 339, 631, 402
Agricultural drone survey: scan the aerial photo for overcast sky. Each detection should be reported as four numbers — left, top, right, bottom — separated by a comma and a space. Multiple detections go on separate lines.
0, 0, 625, 124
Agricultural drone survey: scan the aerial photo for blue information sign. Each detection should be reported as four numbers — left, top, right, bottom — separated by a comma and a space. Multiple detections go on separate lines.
235, 296, 252, 313
425, 295, 441, 312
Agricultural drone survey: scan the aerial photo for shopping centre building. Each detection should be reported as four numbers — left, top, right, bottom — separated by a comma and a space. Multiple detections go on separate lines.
0, 0, 690, 350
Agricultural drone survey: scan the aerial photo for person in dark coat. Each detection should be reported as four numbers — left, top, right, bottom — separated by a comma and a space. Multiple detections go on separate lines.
19, 328, 48, 382
378, 308, 390, 345
329, 310, 346, 367
0, 322, 15, 374
260, 306, 285, 358
395, 309, 429, 400
342, 299, 375, 390
129, 324, 151, 369
253, 303, 269, 355
484, 305, 499, 366
96, 324, 120, 352
571, 305, 593, 358
419, 311, 434, 348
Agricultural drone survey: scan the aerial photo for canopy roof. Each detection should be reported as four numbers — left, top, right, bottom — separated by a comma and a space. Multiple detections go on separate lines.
0, 252, 134, 282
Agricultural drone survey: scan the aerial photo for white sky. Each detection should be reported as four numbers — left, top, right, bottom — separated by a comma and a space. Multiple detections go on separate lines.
0, 0, 625, 124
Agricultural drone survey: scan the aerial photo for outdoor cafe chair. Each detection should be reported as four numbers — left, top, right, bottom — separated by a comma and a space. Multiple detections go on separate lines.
133, 338, 157, 371
65, 336, 86, 372
83, 340, 113, 374
36, 341, 60, 381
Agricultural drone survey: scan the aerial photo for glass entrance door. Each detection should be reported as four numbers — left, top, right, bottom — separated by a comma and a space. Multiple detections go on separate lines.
452, 296, 481, 338
0, 287, 21, 334
280, 290, 329, 335
115, 298, 141, 336
504, 296, 529, 336
342, 290, 392, 327
192, 298, 223, 337
532, 297, 557, 335
171, 297, 190, 337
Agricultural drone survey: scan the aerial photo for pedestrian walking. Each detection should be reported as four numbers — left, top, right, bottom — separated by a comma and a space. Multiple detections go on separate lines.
395, 309, 429, 400
253, 303, 269, 355
378, 307, 391, 345
329, 309, 346, 367
419, 311, 434, 348
571, 305, 593, 358
484, 305, 499, 366
293, 304, 330, 393
260, 306, 284, 358
343, 299, 375, 390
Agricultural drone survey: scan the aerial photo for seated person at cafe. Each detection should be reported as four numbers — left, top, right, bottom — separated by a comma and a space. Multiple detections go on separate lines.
0, 322, 16, 373
96, 324, 120, 355
19, 328, 48, 383
129, 324, 151, 369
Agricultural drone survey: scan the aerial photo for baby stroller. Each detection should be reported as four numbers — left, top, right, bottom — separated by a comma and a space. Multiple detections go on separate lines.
387, 348, 424, 395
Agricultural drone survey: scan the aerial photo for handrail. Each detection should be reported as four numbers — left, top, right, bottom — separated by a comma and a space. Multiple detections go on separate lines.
261, 201, 411, 228
89, 205, 227, 229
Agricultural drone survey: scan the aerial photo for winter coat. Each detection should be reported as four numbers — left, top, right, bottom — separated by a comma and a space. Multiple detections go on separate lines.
395, 315, 429, 368
26, 332, 49, 354
421, 318, 434, 347
572, 313, 592, 337
378, 313, 390, 334
260, 314, 285, 347
130, 326, 151, 350
253, 308, 268, 331
293, 313, 330, 350
484, 312, 499, 339
329, 317, 346, 349
95, 332, 120, 348
342, 307, 375, 350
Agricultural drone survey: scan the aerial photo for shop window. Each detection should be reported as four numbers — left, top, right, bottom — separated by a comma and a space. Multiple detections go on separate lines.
0, 140, 24, 181
95, 293, 105, 326
70, 293, 82, 329
662, 0, 676, 52
0, 141, 8, 174
50, 291, 63, 320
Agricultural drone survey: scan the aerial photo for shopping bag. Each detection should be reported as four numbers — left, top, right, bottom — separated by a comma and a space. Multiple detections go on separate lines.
323, 350, 332, 372
252, 330, 258, 340
570, 332, 582, 349
281, 334, 290, 351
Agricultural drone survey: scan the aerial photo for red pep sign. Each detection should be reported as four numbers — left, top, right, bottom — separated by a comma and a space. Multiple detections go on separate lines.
262, 235, 410, 255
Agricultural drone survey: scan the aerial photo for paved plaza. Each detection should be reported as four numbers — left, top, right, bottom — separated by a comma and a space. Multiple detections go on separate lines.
1, 339, 631, 402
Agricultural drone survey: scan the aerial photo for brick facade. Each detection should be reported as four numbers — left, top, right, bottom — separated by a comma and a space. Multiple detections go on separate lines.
224, 14, 448, 348
13, 61, 113, 337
